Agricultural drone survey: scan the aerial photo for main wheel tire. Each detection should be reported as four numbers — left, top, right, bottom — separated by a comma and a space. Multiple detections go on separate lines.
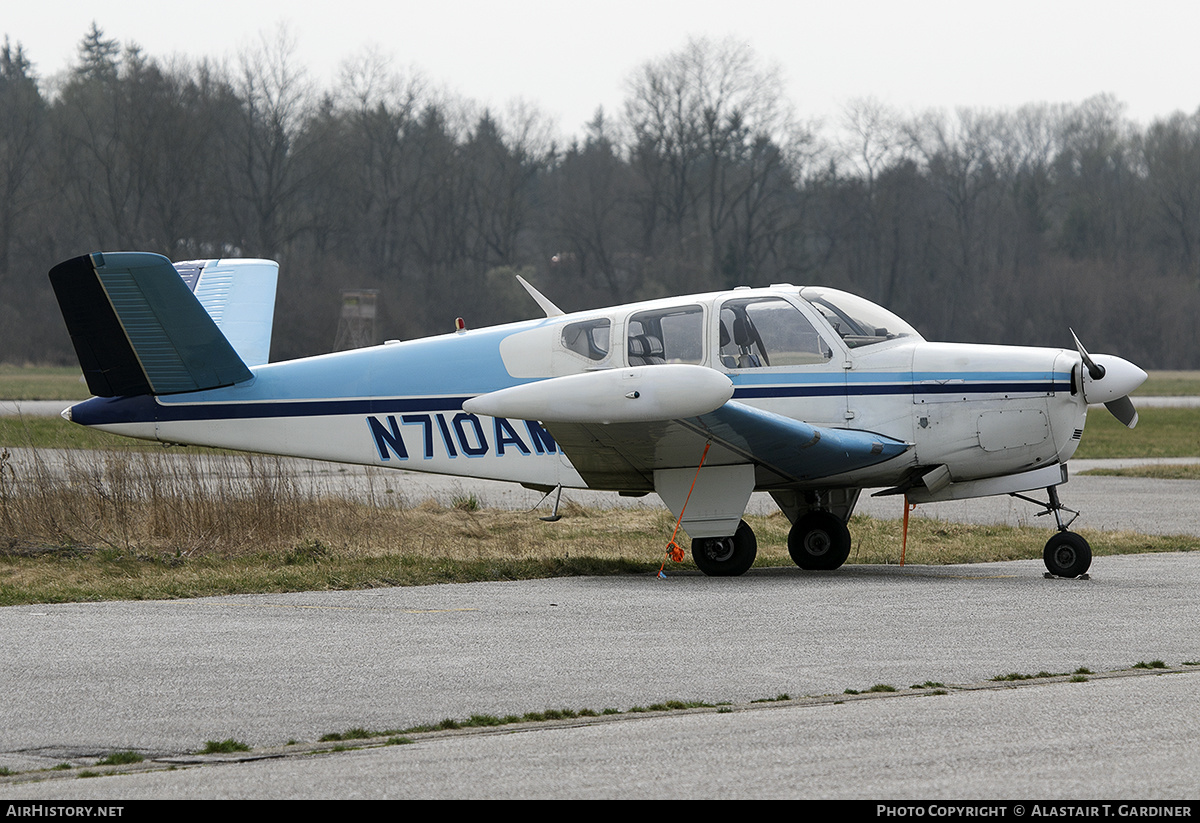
1044, 531, 1092, 577
788, 511, 852, 571
691, 520, 757, 577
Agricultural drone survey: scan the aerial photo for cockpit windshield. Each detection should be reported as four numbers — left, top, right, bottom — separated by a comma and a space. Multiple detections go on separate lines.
800, 287, 922, 348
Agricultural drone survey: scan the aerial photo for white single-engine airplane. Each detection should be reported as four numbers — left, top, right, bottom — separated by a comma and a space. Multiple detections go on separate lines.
50, 252, 1147, 578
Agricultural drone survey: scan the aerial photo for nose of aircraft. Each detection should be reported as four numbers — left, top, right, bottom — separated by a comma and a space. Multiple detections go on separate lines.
1070, 330, 1147, 429
1079, 353, 1148, 406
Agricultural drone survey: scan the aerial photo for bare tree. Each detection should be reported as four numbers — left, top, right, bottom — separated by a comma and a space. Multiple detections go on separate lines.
224, 25, 315, 256
623, 36, 807, 290
1142, 111, 1200, 282
0, 38, 45, 280
550, 108, 642, 302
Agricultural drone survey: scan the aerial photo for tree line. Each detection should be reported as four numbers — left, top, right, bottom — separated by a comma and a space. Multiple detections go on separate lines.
2, 25, 1198, 368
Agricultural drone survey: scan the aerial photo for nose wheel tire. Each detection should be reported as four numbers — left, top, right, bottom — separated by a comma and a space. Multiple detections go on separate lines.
691, 520, 757, 577
1043, 531, 1092, 578
788, 511, 852, 571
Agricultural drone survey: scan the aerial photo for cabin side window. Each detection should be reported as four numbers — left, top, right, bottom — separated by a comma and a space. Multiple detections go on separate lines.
627, 306, 704, 366
561, 318, 611, 362
718, 297, 832, 369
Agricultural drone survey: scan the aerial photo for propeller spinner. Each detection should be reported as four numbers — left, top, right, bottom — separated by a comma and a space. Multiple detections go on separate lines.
1070, 329, 1147, 428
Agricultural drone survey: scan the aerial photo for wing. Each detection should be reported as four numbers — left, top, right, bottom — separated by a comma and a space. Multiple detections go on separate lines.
546, 400, 910, 491
462, 365, 910, 492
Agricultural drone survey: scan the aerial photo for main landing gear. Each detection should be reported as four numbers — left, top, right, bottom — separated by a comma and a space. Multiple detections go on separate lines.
690, 510, 855, 577
787, 511, 852, 571
691, 520, 757, 576
1014, 484, 1092, 578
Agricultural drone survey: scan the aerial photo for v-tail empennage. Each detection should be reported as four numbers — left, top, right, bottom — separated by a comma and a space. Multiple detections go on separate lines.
49, 252, 277, 399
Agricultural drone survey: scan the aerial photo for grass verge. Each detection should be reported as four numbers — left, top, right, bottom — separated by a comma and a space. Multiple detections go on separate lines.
1070, 406, 1200, 459
2, 461, 1197, 606
0, 416, 227, 452
1079, 463, 1200, 480
1136, 371, 1200, 396
0, 365, 90, 402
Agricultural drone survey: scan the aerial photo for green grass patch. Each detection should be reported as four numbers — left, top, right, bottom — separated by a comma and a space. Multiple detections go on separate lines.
1137, 371, 1200, 397
0, 416, 152, 451
11, 663, 1180, 779
992, 670, 1064, 681
95, 751, 144, 766
319, 727, 375, 742
0, 415, 236, 453
305, 699, 726, 749
1072, 407, 1200, 459
0, 365, 89, 402
1079, 463, 1200, 480
751, 693, 792, 703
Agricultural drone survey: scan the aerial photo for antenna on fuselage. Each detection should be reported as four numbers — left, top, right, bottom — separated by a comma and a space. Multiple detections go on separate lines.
516, 275, 564, 318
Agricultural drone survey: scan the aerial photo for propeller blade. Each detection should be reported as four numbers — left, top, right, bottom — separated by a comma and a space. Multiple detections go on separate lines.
1070, 328, 1105, 380
1104, 396, 1139, 429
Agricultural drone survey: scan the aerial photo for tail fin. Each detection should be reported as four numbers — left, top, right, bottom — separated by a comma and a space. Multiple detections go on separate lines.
49, 252, 253, 397
173, 258, 278, 367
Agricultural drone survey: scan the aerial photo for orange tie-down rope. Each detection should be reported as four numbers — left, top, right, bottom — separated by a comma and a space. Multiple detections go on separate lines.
901, 494, 918, 566
659, 441, 712, 577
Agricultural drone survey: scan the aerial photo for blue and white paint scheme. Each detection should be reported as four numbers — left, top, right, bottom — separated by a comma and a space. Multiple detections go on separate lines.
49, 252, 1147, 578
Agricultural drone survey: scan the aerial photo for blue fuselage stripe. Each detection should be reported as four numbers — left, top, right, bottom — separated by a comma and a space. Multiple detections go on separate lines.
76, 375, 1071, 426
733, 380, 1068, 400
157, 397, 471, 419
73, 394, 471, 425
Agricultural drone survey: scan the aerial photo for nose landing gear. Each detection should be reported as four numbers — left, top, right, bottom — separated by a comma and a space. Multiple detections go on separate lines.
1013, 484, 1091, 578
1044, 531, 1092, 578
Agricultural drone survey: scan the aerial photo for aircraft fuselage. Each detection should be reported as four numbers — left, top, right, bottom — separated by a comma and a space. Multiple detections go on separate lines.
68, 284, 1104, 500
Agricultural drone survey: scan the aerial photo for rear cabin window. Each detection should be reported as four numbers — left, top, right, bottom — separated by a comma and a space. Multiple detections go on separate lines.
561, 318, 611, 361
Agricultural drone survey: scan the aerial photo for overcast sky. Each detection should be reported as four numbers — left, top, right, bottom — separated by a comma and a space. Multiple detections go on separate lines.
6, 0, 1200, 137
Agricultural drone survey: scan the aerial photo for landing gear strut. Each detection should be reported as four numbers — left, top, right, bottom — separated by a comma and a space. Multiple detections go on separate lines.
1013, 484, 1091, 578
